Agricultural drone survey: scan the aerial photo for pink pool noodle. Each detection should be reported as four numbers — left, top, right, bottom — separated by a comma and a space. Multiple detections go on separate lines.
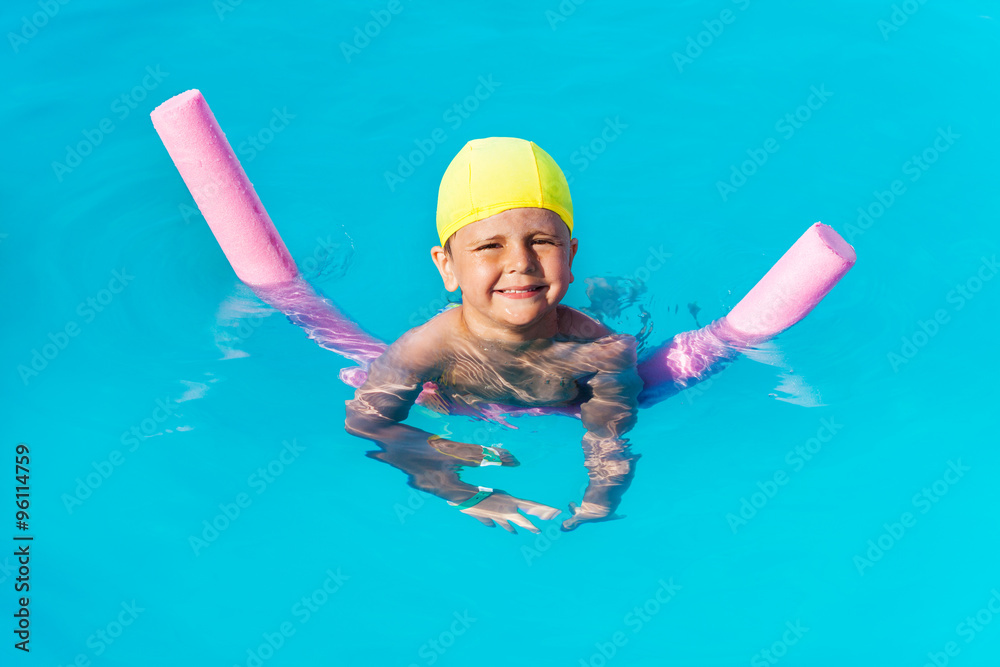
636, 223, 855, 404
148, 91, 855, 415
151, 90, 298, 286
724, 222, 856, 343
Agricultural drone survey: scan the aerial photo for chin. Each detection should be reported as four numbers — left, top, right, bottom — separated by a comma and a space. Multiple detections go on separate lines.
496, 308, 552, 329
504, 318, 542, 329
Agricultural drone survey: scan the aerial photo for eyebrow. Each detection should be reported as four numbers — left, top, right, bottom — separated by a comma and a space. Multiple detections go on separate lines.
467, 235, 504, 245
465, 230, 561, 246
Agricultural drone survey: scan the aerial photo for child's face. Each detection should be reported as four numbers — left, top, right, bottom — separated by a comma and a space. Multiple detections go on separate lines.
431, 207, 578, 339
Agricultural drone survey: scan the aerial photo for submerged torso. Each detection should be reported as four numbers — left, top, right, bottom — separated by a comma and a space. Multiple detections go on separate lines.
420, 305, 630, 410
352, 305, 635, 419
434, 335, 593, 408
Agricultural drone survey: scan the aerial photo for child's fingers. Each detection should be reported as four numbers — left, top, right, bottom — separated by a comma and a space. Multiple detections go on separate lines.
561, 503, 583, 531
508, 514, 541, 534
491, 446, 519, 466
496, 518, 518, 534
521, 502, 560, 521
469, 515, 496, 528
500, 451, 520, 467
480, 445, 519, 467
560, 506, 623, 531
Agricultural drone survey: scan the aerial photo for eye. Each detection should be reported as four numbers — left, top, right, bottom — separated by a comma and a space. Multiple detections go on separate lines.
475, 242, 501, 251
532, 238, 558, 246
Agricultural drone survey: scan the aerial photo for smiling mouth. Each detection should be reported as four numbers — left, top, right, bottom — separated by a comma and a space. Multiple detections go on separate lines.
493, 285, 545, 295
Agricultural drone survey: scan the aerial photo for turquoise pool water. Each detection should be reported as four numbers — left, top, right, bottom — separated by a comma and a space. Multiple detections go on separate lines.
4, 0, 999, 664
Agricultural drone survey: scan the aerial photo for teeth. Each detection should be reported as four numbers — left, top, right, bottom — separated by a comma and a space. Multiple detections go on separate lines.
501, 288, 536, 293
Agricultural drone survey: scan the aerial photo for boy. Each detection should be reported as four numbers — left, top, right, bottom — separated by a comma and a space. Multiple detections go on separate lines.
345, 137, 641, 533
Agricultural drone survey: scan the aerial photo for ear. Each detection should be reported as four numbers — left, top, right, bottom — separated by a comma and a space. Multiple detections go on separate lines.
567, 237, 579, 284
430, 246, 460, 292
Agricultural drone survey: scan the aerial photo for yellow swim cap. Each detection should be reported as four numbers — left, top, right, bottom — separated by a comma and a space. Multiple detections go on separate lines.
436, 137, 573, 246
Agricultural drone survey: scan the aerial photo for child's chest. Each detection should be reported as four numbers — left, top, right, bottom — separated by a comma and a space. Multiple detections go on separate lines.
437, 341, 592, 407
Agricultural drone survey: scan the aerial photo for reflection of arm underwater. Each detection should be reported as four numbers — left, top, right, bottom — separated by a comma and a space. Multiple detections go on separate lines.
151, 90, 857, 416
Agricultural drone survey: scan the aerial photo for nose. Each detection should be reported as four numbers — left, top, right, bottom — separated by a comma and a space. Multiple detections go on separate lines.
504, 241, 538, 274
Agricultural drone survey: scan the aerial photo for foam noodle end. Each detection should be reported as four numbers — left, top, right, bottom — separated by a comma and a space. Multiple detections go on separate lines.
723, 222, 856, 343
151, 90, 298, 286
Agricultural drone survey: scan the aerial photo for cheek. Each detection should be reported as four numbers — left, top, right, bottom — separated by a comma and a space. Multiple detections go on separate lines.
544, 253, 573, 280
464, 263, 499, 291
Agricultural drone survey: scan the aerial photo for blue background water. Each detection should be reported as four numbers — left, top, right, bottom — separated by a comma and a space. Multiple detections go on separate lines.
4, 0, 999, 665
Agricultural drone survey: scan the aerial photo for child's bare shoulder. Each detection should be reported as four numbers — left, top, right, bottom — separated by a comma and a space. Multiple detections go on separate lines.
557, 306, 637, 370
557, 305, 612, 339
384, 307, 462, 373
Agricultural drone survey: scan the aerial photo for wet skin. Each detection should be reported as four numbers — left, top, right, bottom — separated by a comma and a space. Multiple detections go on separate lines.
345, 208, 641, 533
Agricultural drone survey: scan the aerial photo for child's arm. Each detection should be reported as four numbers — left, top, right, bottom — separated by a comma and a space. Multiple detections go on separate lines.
343, 330, 450, 464
344, 329, 558, 531
344, 342, 489, 503
565, 334, 643, 531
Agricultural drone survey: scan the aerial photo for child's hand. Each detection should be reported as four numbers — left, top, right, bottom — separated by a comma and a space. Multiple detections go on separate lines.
560, 500, 624, 532
428, 437, 519, 467
457, 491, 560, 533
